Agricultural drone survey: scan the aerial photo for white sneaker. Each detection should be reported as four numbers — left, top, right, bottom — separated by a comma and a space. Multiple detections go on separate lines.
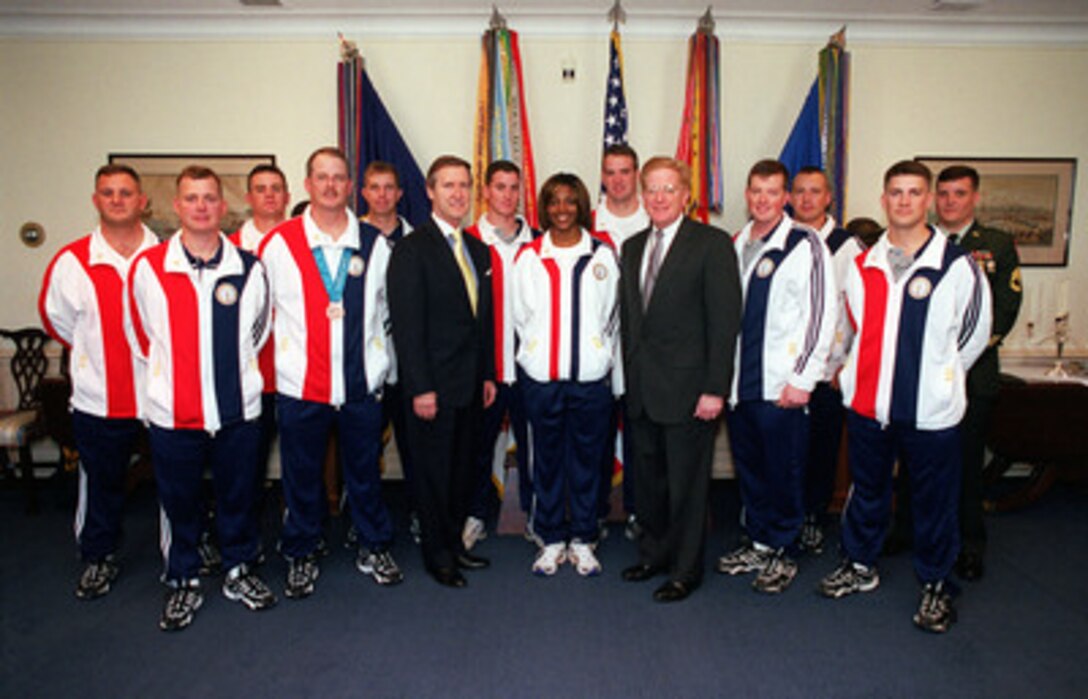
568, 541, 602, 577
532, 543, 567, 576
462, 516, 487, 551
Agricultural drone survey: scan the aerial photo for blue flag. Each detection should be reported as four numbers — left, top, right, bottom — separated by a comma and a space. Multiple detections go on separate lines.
356, 70, 430, 228
778, 78, 822, 180
778, 36, 850, 221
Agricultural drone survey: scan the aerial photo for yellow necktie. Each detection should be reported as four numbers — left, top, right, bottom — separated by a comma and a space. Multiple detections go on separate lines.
451, 230, 478, 315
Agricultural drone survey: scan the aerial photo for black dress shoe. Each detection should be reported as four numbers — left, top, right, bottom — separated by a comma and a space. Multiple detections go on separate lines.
456, 553, 490, 570
653, 580, 697, 603
430, 567, 467, 588
955, 551, 985, 581
622, 563, 664, 582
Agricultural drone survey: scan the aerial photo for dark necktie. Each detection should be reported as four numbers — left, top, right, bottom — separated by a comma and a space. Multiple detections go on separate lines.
642, 229, 664, 310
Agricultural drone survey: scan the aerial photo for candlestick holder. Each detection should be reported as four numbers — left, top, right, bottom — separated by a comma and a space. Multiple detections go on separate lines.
1045, 312, 1071, 379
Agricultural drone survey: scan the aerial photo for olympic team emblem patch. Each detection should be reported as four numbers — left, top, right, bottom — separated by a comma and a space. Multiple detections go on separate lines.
593, 263, 608, 280
908, 277, 933, 300
348, 255, 365, 277
756, 258, 776, 279
215, 282, 238, 306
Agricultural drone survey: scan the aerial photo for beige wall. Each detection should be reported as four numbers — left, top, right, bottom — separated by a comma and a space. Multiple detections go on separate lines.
2, 37, 1086, 351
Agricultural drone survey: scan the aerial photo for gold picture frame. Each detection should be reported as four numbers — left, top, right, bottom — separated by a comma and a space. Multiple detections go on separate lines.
916, 156, 1076, 267
109, 153, 276, 240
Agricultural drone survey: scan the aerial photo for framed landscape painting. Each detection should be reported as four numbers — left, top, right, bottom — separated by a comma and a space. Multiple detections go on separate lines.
109, 153, 276, 240
915, 156, 1076, 267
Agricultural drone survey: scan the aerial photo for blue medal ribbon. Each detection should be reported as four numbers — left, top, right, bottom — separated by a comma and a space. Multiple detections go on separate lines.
312, 246, 353, 303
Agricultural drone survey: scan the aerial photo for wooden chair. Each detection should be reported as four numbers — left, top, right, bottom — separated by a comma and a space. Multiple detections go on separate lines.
39, 346, 79, 475
0, 328, 53, 512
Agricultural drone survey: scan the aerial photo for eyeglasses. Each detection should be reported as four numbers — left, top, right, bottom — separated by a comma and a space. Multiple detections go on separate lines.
645, 184, 680, 195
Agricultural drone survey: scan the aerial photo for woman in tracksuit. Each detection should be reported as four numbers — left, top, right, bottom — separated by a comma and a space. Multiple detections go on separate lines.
512, 173, 622, 577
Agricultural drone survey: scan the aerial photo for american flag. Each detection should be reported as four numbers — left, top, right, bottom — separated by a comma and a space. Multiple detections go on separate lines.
602, 30, 628, 148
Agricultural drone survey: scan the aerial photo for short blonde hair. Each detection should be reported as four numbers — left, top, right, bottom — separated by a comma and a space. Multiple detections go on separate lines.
639, 157, 691, 192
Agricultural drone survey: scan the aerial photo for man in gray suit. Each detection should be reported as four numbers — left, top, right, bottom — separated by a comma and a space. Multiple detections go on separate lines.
619, 156, 743, 602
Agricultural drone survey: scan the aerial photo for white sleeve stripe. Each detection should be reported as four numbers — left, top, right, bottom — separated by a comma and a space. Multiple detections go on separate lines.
795, 233, 827, 374
958, 261, 984, 350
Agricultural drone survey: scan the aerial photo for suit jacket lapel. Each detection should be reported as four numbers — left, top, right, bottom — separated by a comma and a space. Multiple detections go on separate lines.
644, 218, 695, 315
426, 220, 476, 315
625, 229, 650, 321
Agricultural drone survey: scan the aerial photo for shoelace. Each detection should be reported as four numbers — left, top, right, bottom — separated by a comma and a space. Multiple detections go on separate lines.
921, 586, 947, 617
167, 589, 199, 616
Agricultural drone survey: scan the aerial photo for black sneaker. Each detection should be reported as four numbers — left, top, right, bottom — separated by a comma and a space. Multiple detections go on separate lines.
913, 581, 957, 633
75, 558, 119, 600
356, 548, 404, 586
160, 580, 203, 632
223, 563, 277, 611
819, 560, 880, 598
285, 555, 320, 599
752, 549, 798, 594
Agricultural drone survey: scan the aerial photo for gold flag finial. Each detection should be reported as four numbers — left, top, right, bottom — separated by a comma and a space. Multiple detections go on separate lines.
697, 6, 715, 33
828, 26, 847, 50
489, 5, 507, 30
608, 0, 626, 31
338, 33, 360, 63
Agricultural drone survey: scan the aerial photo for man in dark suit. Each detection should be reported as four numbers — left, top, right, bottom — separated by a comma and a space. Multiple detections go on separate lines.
387, 155, 496, 588
619, 156, 743, 602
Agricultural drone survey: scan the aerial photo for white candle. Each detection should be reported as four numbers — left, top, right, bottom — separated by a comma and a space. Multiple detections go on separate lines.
1058, 279, 1070, 318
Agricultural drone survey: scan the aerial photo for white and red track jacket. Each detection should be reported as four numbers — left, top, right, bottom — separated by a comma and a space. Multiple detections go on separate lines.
591, 199, 649, 254
466, 215, 537, 385
230, 220, 276, 394
512, 230, 623, 394
258, 209, 392, 406
839, 229, 992, 430
813, 216, 865, 382
731, 214, 837, 406
39, 225, 159, 419
128, 233, 270, 432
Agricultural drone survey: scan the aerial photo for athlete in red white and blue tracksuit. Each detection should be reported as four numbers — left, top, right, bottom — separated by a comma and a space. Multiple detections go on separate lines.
838, 227, 991, 584
40, 224, 158, 567
729, 214, 837, 553
465, 215, 538, 520
229, 222, 278, 483
591, 203, 649, 523
128, 232, 270, 585
804, 217, 865, 530
259, 209, 395, 562
513, 230, 623, 546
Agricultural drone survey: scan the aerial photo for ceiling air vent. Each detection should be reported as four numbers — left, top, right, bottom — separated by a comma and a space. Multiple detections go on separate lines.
930, 0, 986, 11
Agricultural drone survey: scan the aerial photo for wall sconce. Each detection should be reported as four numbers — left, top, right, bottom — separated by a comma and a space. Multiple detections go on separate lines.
20, 221, 45, 248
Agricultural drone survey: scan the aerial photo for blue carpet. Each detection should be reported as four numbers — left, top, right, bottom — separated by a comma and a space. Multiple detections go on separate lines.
2, 477, 1087, 698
